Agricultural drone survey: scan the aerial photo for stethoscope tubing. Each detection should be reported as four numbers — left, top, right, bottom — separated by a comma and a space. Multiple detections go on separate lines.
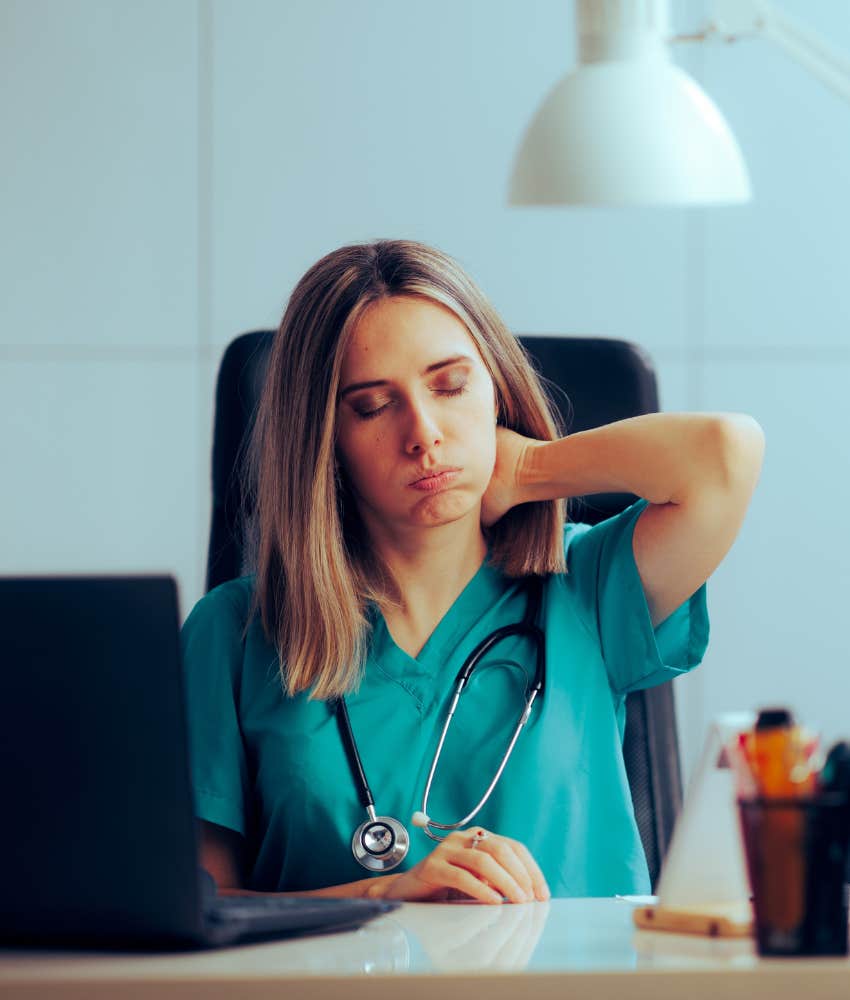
336, 697, 375, 812
336, 575, 546, 866
418, 618, 545, 838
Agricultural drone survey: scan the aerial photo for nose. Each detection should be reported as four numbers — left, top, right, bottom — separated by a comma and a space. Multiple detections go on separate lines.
403, 398, 442, 455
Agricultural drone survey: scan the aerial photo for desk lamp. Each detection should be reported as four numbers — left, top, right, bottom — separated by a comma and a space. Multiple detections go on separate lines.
509, 0, 850, 207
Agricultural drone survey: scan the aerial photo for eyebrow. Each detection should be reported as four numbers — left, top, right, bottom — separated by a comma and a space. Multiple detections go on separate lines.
338, 354, 474, 400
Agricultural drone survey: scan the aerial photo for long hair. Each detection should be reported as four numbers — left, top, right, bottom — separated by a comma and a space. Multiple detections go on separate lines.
243, 239, 566, 699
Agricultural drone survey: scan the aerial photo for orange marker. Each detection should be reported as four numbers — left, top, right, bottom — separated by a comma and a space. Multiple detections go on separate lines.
749, 708, 815, 798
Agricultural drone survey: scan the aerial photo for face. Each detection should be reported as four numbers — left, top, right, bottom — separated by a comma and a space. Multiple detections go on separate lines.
335, 295, 498, 535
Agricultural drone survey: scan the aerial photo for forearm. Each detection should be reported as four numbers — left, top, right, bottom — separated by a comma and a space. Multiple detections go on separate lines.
297, 873, 402, 899
218, 872, 402, 900
520, 412, 764, 505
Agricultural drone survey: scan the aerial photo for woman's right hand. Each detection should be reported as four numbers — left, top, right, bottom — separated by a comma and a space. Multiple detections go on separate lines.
374, 827, 550, 904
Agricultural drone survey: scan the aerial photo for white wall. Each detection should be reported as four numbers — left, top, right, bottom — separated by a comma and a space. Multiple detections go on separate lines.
1, 0, 203, 604
2, 0, 849, 787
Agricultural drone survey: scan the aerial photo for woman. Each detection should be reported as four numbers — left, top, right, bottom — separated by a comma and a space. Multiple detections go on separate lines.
182, 239, 764, 904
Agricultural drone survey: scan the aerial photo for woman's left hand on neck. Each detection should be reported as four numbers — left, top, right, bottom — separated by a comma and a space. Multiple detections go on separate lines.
480, 426, 535, 528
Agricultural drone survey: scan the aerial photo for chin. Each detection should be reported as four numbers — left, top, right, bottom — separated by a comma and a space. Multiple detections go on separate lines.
407, 489, 480, 527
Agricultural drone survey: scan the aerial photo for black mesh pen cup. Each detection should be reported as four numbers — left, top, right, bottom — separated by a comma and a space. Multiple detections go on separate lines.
738, 794, 850, 956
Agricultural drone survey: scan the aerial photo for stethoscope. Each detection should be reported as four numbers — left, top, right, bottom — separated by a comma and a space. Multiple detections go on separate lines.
334, 576, 546, 872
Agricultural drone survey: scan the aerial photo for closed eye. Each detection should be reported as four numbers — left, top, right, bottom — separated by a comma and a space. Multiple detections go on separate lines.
354, 384, 468, 421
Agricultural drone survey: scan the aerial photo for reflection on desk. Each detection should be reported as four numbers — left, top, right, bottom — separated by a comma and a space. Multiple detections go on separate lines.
1, 898, 848, 999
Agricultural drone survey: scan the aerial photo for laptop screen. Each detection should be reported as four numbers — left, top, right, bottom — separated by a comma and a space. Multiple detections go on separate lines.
0, 576, 205, 945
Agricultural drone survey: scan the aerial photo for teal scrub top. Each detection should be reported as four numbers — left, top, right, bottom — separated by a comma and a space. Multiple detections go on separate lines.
180, 499, 709, 897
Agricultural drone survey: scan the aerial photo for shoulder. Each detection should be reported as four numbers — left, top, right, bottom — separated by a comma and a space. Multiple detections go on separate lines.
561, 499, 649, 574
553, 501, 650, 636
180, 575, 257, 658
183, 575, 255, 624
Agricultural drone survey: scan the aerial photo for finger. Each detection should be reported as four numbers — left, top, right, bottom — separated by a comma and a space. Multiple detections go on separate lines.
440, 862, 503, 905
444, 830, 529, 903
473, 837, 535, 900
505, 838, 551, 900
452, 845, 529, 904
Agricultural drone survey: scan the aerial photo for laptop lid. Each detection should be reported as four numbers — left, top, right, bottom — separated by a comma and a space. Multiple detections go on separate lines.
0, 575, 206, 946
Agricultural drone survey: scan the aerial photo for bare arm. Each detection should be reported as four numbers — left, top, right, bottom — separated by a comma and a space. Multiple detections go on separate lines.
199, 821, 548, 903
200, 820, 395, 898
484, 412, 765, 627
522, 412, 765, 625
519, 413, 762, 505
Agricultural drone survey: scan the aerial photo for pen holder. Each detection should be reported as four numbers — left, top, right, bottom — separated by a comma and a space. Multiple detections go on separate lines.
738, 794, 850, 956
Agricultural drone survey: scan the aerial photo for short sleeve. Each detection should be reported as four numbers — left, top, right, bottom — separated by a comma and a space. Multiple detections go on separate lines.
180, 583, 251, 836
563, 498, 710, 697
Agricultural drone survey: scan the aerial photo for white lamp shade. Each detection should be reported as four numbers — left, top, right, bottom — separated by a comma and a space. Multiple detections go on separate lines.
509, 59, 752, 206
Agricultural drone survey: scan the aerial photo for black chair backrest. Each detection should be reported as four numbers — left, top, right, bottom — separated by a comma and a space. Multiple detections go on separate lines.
206, 330, 682, 889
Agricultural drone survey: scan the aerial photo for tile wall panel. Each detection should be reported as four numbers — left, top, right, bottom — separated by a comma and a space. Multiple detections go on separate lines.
0, 359, 202, 617
0, 1, 198, 350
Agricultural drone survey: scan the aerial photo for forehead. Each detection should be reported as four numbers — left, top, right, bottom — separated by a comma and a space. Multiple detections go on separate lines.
341, 295, 482, 377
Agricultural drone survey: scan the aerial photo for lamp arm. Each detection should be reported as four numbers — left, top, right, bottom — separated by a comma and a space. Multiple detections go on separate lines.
756, 1, 850, 104
681, 0, 850, 106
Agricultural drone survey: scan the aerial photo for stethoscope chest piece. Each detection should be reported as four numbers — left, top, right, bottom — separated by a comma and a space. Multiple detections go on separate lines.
351, 815, 409, 871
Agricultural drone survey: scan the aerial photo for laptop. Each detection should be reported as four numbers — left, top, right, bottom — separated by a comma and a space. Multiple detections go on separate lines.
0, 575, 400, 950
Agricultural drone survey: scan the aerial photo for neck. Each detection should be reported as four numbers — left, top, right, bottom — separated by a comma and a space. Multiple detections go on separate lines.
363, 511, 488, 632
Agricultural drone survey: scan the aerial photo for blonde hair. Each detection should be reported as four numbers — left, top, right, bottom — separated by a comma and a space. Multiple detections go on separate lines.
244, 239, 566, 699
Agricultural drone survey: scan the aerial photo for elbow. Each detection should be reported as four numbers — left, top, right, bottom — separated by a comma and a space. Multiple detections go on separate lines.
710, 414, 766, 494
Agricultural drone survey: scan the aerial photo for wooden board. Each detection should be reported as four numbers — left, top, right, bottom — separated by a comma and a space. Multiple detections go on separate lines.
633, 901, 754, 938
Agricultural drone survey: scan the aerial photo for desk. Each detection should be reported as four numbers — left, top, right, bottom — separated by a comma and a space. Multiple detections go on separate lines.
1, 898, 848, 999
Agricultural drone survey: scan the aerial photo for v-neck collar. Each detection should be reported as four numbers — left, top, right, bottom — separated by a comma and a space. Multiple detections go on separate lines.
367, 553, 509, 701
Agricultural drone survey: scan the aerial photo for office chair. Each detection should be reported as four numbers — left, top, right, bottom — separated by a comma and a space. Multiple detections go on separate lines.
206, 330, 682, 890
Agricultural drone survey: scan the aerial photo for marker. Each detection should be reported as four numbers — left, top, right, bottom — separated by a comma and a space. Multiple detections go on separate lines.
749, 708, 817, 798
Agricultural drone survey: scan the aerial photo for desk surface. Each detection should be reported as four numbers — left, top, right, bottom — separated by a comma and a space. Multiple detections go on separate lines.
1, 897, 849, 1000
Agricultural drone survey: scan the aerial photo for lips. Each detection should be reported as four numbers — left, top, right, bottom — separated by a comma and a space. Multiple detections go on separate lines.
408, 468, 461, 492
409, 466, 460, 486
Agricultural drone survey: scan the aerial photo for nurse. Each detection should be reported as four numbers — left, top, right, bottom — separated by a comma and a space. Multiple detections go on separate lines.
181, 239, 765, 904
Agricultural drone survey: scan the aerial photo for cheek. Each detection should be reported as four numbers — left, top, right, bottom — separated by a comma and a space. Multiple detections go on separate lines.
336, 426, 392, 498
476, 429, 498, 484
438, 415, 496, 501
458, 395, 498, 471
